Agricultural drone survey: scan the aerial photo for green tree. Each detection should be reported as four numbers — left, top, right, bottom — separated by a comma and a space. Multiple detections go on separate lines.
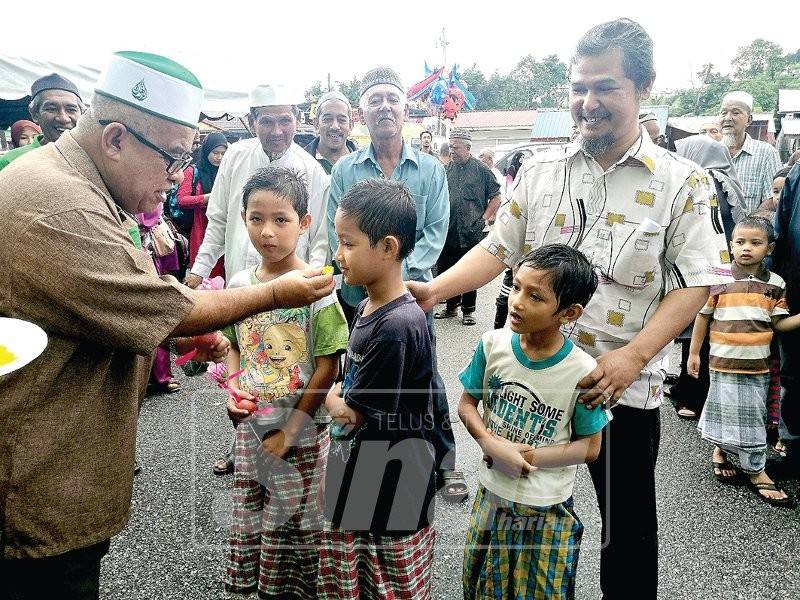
304, 81, 325, 102
732, 39, 785, 79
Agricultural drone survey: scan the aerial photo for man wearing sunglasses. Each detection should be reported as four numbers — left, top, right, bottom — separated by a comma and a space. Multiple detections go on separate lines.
0, 51, 333, 599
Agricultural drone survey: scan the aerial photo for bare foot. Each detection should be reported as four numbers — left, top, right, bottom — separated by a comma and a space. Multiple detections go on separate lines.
712, 446, 736, 479
749, 471, 788, 501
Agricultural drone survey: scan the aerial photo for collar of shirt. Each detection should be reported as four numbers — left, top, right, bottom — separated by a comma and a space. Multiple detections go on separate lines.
739, 133, 758, 157
566, 126, 660, 175
730, 260, 770, 282
354, 141, 418, 175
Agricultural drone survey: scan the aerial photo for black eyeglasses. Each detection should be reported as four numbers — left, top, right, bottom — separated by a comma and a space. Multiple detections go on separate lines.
98, 120, 193, 174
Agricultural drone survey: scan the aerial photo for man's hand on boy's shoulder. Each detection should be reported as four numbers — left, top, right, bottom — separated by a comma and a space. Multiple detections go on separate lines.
577, 346, 648, 408
406, 281, 437, 313
272, 268, 335, 308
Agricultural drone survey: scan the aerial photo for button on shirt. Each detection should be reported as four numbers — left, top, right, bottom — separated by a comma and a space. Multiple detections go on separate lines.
483, 131, 732, 409
327, 142, 449, 307
445, 156, 501, 248
192, 139, 331, 280
730, 134, 782, 213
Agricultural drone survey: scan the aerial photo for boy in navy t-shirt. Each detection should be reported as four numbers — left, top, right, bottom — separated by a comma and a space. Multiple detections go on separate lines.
319, 179, 437, 600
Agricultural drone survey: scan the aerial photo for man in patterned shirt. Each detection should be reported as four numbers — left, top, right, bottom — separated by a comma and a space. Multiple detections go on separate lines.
719, 91, 782, 213
409, 18, 731, 598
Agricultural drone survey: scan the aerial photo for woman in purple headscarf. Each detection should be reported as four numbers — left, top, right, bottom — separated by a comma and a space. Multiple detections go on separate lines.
137, 204, 183, 393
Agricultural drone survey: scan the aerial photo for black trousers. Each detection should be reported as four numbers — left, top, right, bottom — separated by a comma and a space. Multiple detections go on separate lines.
779, 332, 800, 455
1, 539, 110, 600
671, 337, 710, 413
436, 244, 477, 314
588, 405, 660, 600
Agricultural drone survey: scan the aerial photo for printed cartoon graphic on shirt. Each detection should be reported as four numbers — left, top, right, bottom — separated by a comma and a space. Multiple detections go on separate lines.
238, 308, 309, 402
485, 373, 565, 446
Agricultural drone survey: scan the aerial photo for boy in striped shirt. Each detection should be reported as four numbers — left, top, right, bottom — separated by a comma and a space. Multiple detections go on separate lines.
689, 216, 800, 507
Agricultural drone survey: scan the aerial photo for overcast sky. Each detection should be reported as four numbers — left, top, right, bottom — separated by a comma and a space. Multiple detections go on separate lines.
4, 1, 797, 98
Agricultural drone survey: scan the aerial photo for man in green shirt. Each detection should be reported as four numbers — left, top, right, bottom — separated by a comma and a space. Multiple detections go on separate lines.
0, 73, 84, 172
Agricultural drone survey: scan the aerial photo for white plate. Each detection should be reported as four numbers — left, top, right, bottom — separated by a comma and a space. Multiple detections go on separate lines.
0, 318, 48, 377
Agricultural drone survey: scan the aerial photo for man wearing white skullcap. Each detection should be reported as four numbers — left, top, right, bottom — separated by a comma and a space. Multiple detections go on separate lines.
185, 83, 331, 290
0, 52, 333, 598
719, 91, 781, 212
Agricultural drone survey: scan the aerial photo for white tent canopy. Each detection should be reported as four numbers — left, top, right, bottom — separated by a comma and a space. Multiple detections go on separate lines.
0, 54, 250, 117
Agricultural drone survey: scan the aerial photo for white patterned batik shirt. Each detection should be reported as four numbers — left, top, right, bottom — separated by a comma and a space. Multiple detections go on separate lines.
482, 129, 733, 409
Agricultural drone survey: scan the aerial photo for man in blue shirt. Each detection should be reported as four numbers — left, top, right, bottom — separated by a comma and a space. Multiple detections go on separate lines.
327, 67, 467, 502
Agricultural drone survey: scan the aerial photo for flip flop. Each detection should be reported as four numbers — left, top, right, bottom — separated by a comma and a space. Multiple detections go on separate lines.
712, 459, 738, 483
462, 314, 477, 326
439, 470, 469, 503
434, 308, 458, 319
212, 455, 234, 476
676, 407, 697, 419
748, 481, 795, 508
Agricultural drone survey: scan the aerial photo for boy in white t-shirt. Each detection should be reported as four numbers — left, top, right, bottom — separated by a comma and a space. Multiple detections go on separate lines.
458, 244, 609, 600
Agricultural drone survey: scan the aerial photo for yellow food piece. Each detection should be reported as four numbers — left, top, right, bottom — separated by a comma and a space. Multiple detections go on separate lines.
0, 345, 16, 367
322, 265, 334, 275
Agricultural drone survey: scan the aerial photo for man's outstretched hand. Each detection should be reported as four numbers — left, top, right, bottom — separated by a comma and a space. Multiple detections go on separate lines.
272, 268, 335, 308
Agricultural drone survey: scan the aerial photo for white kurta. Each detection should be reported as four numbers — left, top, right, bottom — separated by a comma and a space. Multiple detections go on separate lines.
191, 138, 331, 280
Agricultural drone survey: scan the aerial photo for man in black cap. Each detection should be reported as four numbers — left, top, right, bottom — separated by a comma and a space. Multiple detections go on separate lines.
0, 73, 84, 172
434, 128, 500, 325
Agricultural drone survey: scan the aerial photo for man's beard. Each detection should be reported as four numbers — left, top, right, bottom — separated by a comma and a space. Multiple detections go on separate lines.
722, 133, 738, 149
580, 132, 616, 158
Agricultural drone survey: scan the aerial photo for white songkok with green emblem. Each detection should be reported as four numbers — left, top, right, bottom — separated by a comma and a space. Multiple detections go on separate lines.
95, 51, 204, 128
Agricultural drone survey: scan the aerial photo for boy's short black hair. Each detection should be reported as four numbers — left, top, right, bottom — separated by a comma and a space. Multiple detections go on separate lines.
241, 166, 308, 216
774, 166, 792, 180
338, 179, 416, 260
735, 215, 775, 243
515, 244, 598, 311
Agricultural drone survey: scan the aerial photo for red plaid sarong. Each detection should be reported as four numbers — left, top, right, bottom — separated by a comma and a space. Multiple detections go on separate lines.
225, 422, 328, 597
316, 525, 435, 599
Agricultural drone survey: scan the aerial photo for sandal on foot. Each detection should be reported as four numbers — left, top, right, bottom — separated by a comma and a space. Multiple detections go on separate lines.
212, 456, 234, 476
439, 470, 469, 503
434, 308, 458, 319
676, 407, 697, 419
712, 460, 738, 483
462, 314, 477, 326
164, 379, 181, 393
748, 481, 795, 507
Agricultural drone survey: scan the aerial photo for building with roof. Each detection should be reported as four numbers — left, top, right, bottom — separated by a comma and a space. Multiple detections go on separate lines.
450, 110, 537, 147
776, 89, 800, 162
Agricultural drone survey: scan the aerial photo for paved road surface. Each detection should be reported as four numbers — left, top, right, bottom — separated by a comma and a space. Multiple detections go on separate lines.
101, 276, 800, 599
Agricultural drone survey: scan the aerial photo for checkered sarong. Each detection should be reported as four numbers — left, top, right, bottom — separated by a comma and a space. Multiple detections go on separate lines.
698, 371, 769, 456
225, 422, 329, 597
316, 525, 435, 599
463, 485, 583, 600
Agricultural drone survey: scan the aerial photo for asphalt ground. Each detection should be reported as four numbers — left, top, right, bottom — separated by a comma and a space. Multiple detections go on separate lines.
101, 275, 800, 599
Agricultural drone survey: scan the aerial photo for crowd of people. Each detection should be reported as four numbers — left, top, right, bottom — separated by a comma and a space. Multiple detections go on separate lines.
1, 16, 799, 600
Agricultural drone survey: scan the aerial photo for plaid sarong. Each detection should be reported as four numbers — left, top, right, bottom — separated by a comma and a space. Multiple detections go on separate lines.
698, 371, 769, 472
463, 485, 583, 600
225, 423, 329, 597
316, 525, 435, 599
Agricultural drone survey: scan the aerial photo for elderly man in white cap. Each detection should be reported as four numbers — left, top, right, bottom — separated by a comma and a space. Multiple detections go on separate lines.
305, 90, 357, 174
185, 84, 330, 288
720, 91, 782, 212
0, 52, 333, 599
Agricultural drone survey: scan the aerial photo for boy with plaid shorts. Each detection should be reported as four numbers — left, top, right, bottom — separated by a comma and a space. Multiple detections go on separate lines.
458, 245, 609, 600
